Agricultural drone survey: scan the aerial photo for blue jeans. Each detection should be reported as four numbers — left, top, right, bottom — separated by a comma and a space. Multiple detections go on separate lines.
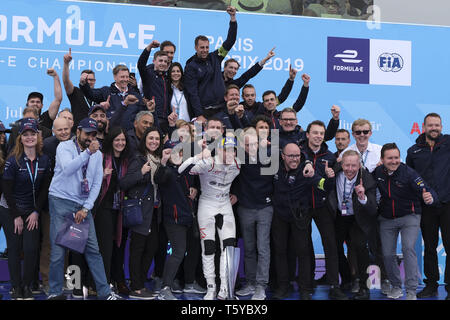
48, 195, 111, 298
379, 214, 421, 292
238, 205, 273, 286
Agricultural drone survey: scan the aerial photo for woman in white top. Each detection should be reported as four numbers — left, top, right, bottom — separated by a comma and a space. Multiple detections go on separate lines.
169, 62, 191, 122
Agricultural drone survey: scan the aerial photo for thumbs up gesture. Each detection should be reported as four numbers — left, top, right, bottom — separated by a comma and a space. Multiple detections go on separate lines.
354, 176, 366, 200
324, 160, 335, 178
422, 188, 433, 205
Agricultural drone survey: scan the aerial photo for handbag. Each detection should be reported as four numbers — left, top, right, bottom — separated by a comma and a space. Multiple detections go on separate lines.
122, 184, 151, 228
55, 213, 90, 254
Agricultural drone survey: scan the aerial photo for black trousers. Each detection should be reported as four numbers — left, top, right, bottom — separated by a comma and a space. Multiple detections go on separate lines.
271, 213, 312, 292
153, 220, 168, 278
421, 202, 450, 291
335, 214, 370, 289
0, 206, 40, 288
174, 224, 202, 285
309, 206, 340, 286
129, 218, 159, 291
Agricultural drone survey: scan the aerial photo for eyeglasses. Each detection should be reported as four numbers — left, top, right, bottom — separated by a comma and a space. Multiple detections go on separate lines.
353, 130, 371, 135
283, 153, 301, 159
280, 118, 297, 122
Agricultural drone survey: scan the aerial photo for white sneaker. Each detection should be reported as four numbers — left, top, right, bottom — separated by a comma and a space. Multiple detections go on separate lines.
203, 284, 216, 300
387, 287, 403, 299
217, 286, 228, 300
251, 285, 266, 300
406, 291, 417, 300
236, 283, 256, 296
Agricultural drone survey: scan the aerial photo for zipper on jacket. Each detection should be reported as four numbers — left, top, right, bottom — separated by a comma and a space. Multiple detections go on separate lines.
162, 74, 167, 117
388, 178, 395, 218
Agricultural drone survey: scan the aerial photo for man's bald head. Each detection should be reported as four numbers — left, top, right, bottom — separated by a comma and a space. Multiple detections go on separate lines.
282, 143, 302, 171
53, 117, 71, 142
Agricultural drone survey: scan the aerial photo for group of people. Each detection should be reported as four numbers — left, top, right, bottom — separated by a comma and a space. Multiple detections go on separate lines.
0, 5, 448, 302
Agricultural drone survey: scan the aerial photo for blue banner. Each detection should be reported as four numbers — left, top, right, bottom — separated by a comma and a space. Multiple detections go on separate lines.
0, 0, 448, 282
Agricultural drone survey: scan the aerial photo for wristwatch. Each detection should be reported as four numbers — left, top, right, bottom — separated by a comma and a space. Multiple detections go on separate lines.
81, 207, 89, 214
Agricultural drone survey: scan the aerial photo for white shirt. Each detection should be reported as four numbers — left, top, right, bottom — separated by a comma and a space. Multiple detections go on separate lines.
336, 172, 367, 216
171, 85, 189, 122
340, 142, 382, 173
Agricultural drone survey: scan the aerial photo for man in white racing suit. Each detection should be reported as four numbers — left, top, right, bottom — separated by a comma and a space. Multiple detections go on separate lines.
179, 136, 240, 300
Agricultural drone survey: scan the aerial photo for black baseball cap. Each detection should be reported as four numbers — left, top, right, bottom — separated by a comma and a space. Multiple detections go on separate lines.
27, 92, 44, 102
88, 104, 106, 116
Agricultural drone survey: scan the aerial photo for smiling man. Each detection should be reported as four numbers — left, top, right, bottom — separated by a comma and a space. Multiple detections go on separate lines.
407, 113, 450, 300
184, 6, 237, 122
374, 143, 437, 300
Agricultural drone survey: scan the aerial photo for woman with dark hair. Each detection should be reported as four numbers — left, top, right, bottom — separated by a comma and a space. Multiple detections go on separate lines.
0, 118, 51, 300
168, 62, 192, 121
120, 126, 162, 300
94, 126, 131, 295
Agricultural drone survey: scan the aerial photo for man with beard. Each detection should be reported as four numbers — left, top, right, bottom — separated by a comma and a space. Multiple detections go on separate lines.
407, 113, 450, 300
334, 129, 351, 158
88, 105, 109, 147
47, 118, 122, 300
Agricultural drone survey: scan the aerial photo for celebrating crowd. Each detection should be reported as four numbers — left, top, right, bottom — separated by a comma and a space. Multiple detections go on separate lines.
0, 6, 448, 301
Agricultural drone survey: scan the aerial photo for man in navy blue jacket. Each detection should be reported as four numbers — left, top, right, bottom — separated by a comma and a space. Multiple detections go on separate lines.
406, 112, 450, 300
184, 6, 237, 122
375, 143, 438, 300
138, 41, 171, 133
80, 65, 145, 131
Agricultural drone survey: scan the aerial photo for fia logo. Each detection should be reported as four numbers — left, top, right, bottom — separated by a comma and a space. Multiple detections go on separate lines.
378, 53, 404, 72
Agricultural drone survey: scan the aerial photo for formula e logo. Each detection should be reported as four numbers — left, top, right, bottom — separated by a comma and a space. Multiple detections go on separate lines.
378, 53, 404, 72
334, 50, 362, 63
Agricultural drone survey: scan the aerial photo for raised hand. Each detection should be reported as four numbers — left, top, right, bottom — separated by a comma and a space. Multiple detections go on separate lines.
47, 68, 57, 77
64, 48, 72, 64
124, 94, 139, 106
422, 188, 433, 205
303, 162, 315, 178
354, 177, 366, 200
324, 160, 335, 178
331, 105, 340, 120
289, 64, 298, 81
146, 40, 160, 51
161, 148, 172, 166
100, 95, 111, 110
301, 73, 311, 87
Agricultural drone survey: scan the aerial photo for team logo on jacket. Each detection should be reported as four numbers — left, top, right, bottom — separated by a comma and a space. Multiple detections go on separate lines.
288, 175, 296, 185
414, 177, 425, 188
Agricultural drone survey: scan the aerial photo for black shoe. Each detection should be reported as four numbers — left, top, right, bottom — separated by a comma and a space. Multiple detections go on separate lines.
329, 286, 349, 300
353, 288, 370, 300
272, 287, 290, 300
417, 285, 438, 299
22, 286, 34, 300
31, 282, 41, 294
300, 290, 312, 300
72, 288, 83, 299
11, 286, 23, 300
340, 282, 352, 292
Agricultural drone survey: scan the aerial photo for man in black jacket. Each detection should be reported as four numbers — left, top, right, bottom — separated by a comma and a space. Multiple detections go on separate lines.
406, 112, 450, 300
80, 64, 145, 131
300, 120, 348, 300
375, 143, 437, 300
327, 150, 377, 299
184, 6, 237, 122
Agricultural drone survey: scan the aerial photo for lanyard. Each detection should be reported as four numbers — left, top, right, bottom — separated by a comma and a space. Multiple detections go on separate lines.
342, 177, 356, 203
25, 159, 39, 207
83, 95, 94, 109
74, 139, 89, 179
172, 87, 183, 114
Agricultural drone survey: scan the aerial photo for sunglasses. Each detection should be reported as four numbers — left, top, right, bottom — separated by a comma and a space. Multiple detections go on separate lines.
353, 130, 371, 135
